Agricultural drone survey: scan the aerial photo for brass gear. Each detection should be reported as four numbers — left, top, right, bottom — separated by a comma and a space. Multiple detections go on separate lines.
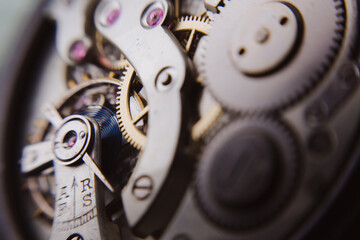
95, 32, 130, 70
172, 16, 212, 59
172, 16, 223, 140
116, 65, 148, 150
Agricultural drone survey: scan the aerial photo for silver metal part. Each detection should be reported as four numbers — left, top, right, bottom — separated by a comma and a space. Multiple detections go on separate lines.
12, 0, 360, 239
53, 116, 91, 164
48, 0, 93, 64
95, 0, 190, 230
21, 107, 119, 239
50, 115, 118, 240
82, 152, 115, 193
21, 141, 54, 174
201, 0, 346, 112
230, 2, 298, 75
42, 103, 63, 128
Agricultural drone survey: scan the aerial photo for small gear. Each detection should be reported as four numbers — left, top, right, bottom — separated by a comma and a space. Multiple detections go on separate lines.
116, 65, 148, 150
172, 16, 223, 140
200, 0, 346, 113
172, 16, 212, 59
195, 117, 299, 230
95, 32, 130, 70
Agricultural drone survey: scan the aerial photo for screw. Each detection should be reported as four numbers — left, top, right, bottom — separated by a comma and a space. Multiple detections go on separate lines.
132, 176, 153, 200
146, 8, 164, 27
69, 40, 88, 62
98, 0, 121, 27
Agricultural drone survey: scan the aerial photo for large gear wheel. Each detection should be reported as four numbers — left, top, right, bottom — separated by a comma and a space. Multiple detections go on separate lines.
195, 117, 299, 230
200, 0, 346, 113
116, 65, 148, 150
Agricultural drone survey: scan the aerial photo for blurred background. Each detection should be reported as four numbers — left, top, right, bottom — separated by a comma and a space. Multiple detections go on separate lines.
0, 0, 39, 71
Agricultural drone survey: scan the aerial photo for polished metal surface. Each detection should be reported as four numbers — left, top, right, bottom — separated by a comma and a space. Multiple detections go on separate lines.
1, 0, 360, 239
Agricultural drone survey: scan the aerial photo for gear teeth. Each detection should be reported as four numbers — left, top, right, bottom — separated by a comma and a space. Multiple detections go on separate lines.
200, 0, 347, 113
115, 65, 146, 150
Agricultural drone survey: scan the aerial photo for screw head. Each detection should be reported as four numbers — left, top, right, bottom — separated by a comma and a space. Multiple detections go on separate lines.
132, 176, 153, 200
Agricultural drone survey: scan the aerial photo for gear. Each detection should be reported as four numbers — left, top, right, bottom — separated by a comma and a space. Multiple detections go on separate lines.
172, 16, 223, 140
95, 32, 130, 70
116, 65, 148, 150
172, 16, 212, 59
200, 0, 346, 113
195, 117, 299, 230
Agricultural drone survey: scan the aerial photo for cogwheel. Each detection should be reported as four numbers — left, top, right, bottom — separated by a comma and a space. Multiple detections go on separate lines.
116, 65, 148, 150
195, 117, 299, 229
95, 32, 130, 70
172, 16, 223, 140
172, 15, 212, 59
200, 0, 346, 113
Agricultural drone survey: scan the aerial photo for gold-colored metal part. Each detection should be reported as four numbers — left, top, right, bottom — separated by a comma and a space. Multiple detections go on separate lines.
116, 65, 148, 150
204, 0, 223, 13
172, 16, 212, 54
174, 0, 180, 18
67, 79, 77, 88
82, 73, 91, 81
192, 102, 222, 141
172, 16, 222, 140
95, 32, 130, 70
